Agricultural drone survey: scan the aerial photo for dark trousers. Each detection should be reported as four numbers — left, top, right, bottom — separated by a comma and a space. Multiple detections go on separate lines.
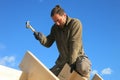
50, 64, 64, 76
50, 56, 91, 78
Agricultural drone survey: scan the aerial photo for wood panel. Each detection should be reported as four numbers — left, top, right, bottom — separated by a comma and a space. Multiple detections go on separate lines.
92, 73, 103, 80
0, 65, 26, 80
19, 50, 59, 80
58, 63, 87, 80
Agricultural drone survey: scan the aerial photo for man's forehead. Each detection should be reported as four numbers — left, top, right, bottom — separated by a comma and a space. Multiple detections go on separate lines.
53, 14, 61, 18
52, 14, 61, 21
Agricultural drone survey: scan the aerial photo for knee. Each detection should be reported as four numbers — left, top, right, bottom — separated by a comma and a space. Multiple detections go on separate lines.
76, 56, 91, 78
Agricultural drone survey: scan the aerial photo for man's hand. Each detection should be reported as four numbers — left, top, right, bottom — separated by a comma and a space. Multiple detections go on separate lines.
33, 32, 43, 40
70, 63, 76, 73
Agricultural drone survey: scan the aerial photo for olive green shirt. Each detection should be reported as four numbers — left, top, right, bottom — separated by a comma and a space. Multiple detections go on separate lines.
39, 16, 84, 66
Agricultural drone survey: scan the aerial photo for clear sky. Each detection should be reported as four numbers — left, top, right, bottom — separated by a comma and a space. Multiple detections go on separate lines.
0, 0, 120, 80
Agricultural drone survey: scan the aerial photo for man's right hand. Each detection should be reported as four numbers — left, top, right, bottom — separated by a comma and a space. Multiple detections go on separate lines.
33, 32, 42, 40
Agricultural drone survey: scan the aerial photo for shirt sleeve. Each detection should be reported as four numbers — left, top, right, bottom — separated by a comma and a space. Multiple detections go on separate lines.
39, 26, 55, 48
68, 19, 83, 65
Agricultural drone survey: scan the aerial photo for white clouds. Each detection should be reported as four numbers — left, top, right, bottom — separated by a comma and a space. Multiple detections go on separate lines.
0, 43, 16, 67
0, 56, 16, 67
91, 68, 112, 80
91, 67, 112, 75
101, 68, 112, 75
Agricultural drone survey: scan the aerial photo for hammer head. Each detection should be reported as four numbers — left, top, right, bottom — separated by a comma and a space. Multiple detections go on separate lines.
26, 21, 31, 29
26, 21, 35, 32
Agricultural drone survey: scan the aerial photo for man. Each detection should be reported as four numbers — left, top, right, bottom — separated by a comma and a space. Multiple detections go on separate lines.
34, 5, 91, 79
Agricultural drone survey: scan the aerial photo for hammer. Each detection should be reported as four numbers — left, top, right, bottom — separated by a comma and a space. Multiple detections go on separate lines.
26, 21, 35, 32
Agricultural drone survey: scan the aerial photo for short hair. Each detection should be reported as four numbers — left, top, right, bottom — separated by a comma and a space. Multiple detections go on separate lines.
51, 5, 65, 17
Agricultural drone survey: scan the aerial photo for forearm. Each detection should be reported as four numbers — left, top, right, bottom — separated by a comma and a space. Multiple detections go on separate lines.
39, 34, 55, 48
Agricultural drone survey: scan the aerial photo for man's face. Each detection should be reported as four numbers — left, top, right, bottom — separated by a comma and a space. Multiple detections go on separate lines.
52, 13, 66, 28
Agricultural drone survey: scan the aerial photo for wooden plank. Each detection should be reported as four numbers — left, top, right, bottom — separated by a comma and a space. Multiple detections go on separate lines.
58, 63, 87, 80
19, 50, 59, 80
0, 65, 26, 80
92, 73, 103, 80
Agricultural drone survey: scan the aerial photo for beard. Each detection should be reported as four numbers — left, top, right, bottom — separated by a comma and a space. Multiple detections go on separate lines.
58, 22, 65, 28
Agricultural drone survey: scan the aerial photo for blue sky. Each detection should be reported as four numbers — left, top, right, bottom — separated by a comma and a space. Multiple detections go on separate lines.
0, 0, 120, 79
